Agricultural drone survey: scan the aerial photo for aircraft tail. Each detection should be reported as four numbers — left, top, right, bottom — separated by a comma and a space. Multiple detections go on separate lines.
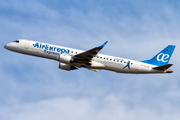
141, 45, 176, 66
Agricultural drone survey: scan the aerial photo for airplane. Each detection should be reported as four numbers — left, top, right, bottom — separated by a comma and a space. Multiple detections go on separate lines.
4, 39, 176, 74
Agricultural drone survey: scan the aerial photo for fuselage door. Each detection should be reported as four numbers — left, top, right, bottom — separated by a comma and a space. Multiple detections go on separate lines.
25, 40, 30, 49
135, 61, 140, 70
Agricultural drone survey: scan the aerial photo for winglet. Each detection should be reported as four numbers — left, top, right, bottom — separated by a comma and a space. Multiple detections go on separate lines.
98, 41, 108, 49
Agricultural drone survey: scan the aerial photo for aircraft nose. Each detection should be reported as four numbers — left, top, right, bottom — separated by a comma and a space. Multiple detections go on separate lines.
4, 44, 11, 50
4, 44, 8, 49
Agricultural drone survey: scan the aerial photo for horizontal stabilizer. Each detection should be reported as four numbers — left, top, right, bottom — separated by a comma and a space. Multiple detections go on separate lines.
153, 64, 173, 71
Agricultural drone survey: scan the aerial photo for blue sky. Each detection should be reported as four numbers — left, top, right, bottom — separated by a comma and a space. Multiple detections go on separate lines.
1, 0, 180, 120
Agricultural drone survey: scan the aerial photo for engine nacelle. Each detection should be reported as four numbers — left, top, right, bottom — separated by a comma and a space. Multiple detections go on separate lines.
59, 63, 77, 71
58, 54, 74, 64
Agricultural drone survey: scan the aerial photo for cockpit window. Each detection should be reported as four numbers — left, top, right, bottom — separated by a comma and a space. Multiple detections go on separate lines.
13, 40, 19, 43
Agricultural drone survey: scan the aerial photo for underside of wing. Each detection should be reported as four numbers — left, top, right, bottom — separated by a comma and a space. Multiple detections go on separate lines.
72, 41, 108, 64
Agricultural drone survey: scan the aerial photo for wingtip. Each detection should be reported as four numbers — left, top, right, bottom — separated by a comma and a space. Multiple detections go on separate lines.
98, 41, 108, 48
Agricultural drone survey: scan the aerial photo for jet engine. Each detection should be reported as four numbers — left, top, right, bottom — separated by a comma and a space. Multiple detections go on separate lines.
58, 54, 74, 64
59, 63, 77, 71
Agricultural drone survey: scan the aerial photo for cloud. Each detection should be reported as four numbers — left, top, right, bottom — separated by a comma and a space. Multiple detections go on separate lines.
1, 95, 180, 120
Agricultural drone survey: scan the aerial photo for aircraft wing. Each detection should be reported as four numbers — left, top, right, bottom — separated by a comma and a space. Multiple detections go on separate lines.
72, 41, 108, 64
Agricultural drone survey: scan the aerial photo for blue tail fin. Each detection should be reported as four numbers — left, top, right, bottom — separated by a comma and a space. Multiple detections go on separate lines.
141, 45, 176, 66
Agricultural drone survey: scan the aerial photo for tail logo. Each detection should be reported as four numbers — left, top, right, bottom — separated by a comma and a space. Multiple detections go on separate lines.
156, 53, 170, 62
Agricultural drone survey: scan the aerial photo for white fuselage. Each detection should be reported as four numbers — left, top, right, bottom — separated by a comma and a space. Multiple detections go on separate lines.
4, 39, 167, 74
